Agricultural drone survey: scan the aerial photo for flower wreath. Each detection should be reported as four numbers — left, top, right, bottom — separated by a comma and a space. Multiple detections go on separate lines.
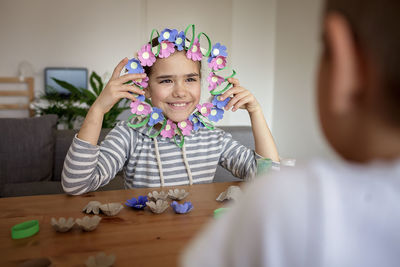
125, 24, 236, 148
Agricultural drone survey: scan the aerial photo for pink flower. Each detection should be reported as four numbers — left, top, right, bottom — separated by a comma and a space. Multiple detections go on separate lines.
133, 76, 149, 88
158, 41, 175, 58
207, 72, 225, 91
186, 38, 202, 61
138, 44, 156, 67
130, 101, 151, 115
208, 56, 226, 71
178, 120, 193, 136
196, 103, 213, 116
161, 119, 177, 138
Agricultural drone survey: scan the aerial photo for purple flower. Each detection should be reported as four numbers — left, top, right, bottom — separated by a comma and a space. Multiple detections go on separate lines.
208, 107, 224, 122
189, 114, 204, 131
196, 103, 213, 117
160, 119, 176, 138
134, 94, 145, 102
133, 76, 149, 88
208, 56, 226, 71
212, 95, 230, 109
126, 58, 144, 74
175, 31, 185, 51
171, 201, 193, 214
148, 107, 164, 126
208, 43, 228, 63
158, 29, 178, 43
186, 37, 202, 61
159, 41, 175, 58
125, 196, 148, 210
138, 44, 156, 67
178, 120, 193, 136
130, 101, 151, 115
207, 72, 225, 91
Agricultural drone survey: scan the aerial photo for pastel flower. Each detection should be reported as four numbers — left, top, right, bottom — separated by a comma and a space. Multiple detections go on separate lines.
125, 196, 148, 210
186, 38, 202, 61
160, 119, 176, 138
138, 44, 156, 67
133, 76, 149, 88
174, 31, 186, 51
159, 41, 175, 58
126, 58, 144, 74
189, 114, 204, 131
207, 72, 225, 91
158, 29, 178, 43
148, 107, 164, 127
208, 107, 224, 122
171, 201, 193, 214
178, 120, 193, 136
208, 56, 227, 71
130, 101, 151, 115
208, 43, 228, 63
196, 103, 213, 117
212, 95, 230, 109
132, 94, 145, 102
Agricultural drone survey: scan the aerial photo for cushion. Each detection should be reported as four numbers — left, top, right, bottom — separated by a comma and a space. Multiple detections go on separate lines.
0, 115, 58, 192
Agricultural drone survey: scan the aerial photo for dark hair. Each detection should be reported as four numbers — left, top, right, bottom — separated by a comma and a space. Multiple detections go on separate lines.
325, 0, 400, 125
143, 37, 202, 77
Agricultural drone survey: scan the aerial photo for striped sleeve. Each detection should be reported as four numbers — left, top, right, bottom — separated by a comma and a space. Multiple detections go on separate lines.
61, 122, 134, 195
219, 131, 261, 181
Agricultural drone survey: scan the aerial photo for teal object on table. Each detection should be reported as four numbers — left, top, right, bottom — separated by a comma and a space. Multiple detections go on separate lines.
11, 220, 39, 239
214, 208, 229, 219
256, 158, 272, 175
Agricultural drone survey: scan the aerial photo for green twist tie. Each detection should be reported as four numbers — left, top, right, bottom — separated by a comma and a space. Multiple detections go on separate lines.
196, 32, 212, 57
149, 29, 161, 57
184, 24, 196, 51
148, 118, 167, 138
127, 114, 150, 128
210, 70, 237, 95
196, 112, 215, 130
174, 128, 185, 148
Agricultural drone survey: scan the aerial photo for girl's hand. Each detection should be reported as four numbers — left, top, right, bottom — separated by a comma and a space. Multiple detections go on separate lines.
92, 57, 146, 115
220, 78, 261, 114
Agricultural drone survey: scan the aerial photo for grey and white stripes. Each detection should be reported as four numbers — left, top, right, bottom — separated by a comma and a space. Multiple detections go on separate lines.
62, 121, 260, 195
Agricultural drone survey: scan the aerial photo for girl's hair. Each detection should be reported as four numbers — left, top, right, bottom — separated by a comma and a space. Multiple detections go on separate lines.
143, 37, 202, 77
325, 0, 400, 126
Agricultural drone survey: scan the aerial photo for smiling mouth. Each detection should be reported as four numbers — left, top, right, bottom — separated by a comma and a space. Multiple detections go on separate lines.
168, 102, 191, 109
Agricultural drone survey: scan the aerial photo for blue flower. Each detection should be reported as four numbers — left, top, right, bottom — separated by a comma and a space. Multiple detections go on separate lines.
125, 196, 148, 209
148, 107, 164, 127
189, 114, 204, 131
126, 58, 144, 74
208, 107, 224, 122
208, 43, 228, 63
171, 201, 193, 214
136, 94, 145, 102
174, 31, 186, 51
212, 95, 230, 109
158, 28, 178, 43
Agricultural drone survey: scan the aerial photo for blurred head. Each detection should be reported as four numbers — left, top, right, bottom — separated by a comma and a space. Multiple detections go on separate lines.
317, 0, 400, 161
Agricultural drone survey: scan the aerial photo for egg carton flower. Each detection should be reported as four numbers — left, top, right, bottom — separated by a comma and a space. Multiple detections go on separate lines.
212, 95, 230, 109
159, 28, 178, 43
171, 201, 193, 214
196, 103, 214, 117
178, 120, 193, 136
126, 58, 144, 74
208, 107, 224, 122
148, 107, 164, 126
175, 31, 186, 51
133, 94, 145, 102
207, 73, 225, 91
125, 196, 148, 210
161, 119, 177, 138
138, 44, 156, 67
189, 114, 204, 131
130, 101, 151, 115
186, 37, 202, 61
159, 41, 175, 58
209, 56, 227, 71
208, 43, 228, 63
133, 76, 149, 88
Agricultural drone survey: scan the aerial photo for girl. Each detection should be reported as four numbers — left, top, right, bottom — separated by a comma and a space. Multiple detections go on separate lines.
62, 27, 279, 195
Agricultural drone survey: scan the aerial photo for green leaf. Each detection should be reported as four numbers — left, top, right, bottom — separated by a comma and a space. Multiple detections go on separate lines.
90, 71, 103, 96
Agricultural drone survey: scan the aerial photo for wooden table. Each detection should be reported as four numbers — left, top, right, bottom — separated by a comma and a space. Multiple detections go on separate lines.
0, 182, 239, 266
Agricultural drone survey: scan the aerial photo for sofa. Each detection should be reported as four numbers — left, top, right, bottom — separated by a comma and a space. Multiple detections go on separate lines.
0, 115, 254, 197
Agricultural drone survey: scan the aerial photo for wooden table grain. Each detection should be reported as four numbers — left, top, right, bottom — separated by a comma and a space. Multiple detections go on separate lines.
0, 182, 239, 267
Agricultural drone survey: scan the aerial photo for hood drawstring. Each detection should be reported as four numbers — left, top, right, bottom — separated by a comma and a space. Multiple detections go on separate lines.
153, 138, 193, 186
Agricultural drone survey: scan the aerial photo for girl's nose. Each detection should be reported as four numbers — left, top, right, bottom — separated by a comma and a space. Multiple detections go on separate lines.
172, 81, 187, 98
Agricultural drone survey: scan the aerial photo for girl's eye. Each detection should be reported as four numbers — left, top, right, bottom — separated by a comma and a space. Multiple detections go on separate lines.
160, 79, 173, 84
186, 77, 197, 82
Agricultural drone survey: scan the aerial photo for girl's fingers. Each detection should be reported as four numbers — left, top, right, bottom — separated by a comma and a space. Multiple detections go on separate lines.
120, 84, 145, 95
117, 73, 147, 84
111, 58, 129, 80
225, 91, 250, 110
227, 78, 240, 87
232, 96, 253, 111
220, 86, 245, 100
119, 92, 137, 102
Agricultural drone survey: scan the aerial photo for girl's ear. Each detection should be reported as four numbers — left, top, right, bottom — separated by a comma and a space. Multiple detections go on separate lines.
325, 12, 365, 115
144, 87, 151, 98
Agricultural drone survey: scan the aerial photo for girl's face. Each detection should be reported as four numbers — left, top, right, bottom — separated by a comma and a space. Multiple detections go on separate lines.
145, 51, 201, 122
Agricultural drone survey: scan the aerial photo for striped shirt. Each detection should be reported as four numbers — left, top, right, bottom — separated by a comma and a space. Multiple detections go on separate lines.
62, 121, 261, 195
